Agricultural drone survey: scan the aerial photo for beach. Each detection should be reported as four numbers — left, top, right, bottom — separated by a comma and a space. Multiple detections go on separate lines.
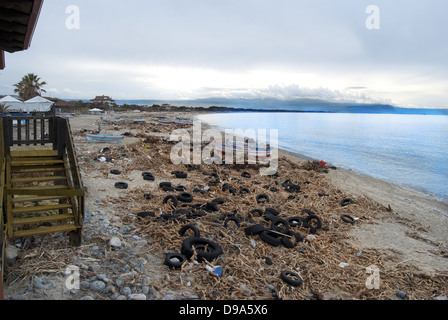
3, 110, 447, 301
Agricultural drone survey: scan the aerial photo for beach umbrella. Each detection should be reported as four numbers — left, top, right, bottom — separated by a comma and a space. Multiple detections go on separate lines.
23, 96, 54, 112
0, 95, 24, 112
89, 108, 103, 113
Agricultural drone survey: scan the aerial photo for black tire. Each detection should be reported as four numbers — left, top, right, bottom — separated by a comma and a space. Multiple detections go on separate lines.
256, 194, 269, 204
177, 192, 193, 203
164, 253, 187, 269
110, 169, 121, 175
244, 224, 265, 236
181, 237, 223, 262
143, 193, 152, 200
137, 211, 155, 218
174, 172, 188, 179
340, 214, 356, 224
159, 182, 172, 188
304, 214, 322, 230
222, 183, 232, 192
286, 216, 303, 228
301, 209, 314, 216
280, 270, 303, 286
341, 198, 353, 206
161, 185, 175, 192
271, 218, 290, 234
163, 195, 178, 207
224, 216, 240, 228
211, 197, 225, 204
114, 182, 128, 189
239, 187, 251, 194
264, 213, 278, 222
175, 185, 186, 191
204, 202, 219, 212
142, 172, 155, 181
241, 171, 251, 178
179, 224, 201, 238
259, 230, 282, 246
265, 207, 279, 216
281, 236, 295, 248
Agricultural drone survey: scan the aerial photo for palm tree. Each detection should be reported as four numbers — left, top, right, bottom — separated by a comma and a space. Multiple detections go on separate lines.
0, 102, 9, 113
13, 73, 47, 101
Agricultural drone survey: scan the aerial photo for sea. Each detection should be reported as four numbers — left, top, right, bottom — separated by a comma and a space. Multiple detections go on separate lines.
195, 112, 448, 203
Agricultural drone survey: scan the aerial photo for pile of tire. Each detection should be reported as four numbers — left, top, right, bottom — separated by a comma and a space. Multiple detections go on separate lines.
243, 208, 325, 248
164, 224, 223, 269
243, 209, 302, 249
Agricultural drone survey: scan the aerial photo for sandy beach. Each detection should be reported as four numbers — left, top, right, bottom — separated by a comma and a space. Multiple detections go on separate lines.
3, 110, 447, 301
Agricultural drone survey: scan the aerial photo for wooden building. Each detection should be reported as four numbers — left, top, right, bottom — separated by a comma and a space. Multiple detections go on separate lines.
90, 95, 116, 106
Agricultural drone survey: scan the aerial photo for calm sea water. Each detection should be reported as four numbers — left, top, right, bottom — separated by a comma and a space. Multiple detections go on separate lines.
196, 112, 448, 202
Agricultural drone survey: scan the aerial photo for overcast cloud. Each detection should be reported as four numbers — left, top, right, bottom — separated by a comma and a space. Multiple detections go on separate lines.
1, 0, 447, 108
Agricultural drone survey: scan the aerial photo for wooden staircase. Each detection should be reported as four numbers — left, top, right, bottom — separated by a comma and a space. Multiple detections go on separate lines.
5, 149, 82, 239
1, 115, 84, 287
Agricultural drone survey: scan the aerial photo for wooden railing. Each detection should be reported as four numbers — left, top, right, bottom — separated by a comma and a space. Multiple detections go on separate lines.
0, 119, 5, 284
2, 116, 54, 151
56, 117, 85, 222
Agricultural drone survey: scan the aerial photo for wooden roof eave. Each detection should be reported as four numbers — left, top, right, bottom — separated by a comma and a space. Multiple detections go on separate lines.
0, 0, 44, 70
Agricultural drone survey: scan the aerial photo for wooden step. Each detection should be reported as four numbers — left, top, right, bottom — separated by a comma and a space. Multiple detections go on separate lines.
12, 203, 72, 215
10, 149, 58, 158
11, 155, 59, 160
12, 224, 78, 238
6, 188, 84, 197
11, 176, 67, 184
11, 159, 65, 166
13, 213, 75, 225
11, 185, 68, 191
11, 165, 65, 173
11, 195, 70, 203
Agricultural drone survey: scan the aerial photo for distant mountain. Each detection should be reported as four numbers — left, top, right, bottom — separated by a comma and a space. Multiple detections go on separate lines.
184, 97, 447, 115
82, 97, 448, 115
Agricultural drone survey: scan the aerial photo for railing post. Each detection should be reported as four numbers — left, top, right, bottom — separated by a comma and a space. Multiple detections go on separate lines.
56, 117, 67, 158
3, 118, 11, 156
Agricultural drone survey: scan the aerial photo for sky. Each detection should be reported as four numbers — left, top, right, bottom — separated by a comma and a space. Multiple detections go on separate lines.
1, 0, 447, 108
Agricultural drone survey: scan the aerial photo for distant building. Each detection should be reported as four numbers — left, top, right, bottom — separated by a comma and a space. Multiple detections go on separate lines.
90, 95, 115, 105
